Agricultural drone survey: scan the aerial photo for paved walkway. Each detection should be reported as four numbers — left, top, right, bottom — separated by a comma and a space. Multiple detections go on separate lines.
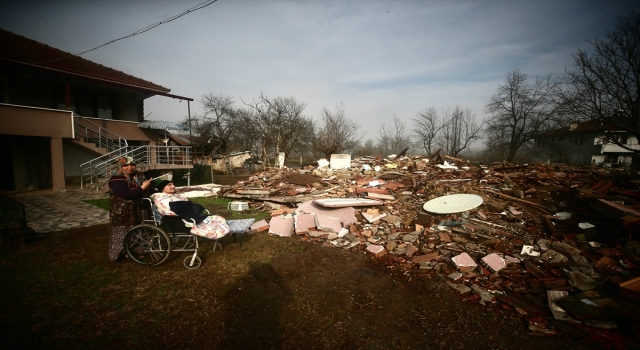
13, 184, 222, 234
15, 189, 110, 233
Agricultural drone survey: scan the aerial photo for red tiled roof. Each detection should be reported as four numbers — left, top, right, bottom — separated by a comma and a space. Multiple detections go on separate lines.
0, 28, 170, 93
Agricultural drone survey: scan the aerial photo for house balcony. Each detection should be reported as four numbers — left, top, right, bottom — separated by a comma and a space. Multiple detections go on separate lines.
601, 143, 640, 153
1, 103, 192, 192
0, 103, 74, 139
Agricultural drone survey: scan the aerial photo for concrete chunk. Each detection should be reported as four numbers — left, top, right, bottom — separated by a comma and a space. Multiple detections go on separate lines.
268, 216, 294, 237
451, 252, 477, 272
471, 284, 494, 303
481, 253, 506, 273
316, 214, 343, 233
541, 249, 568, 264
402, 232, 419, 243
447, 281, 472, 294
250, 219, 269, 232
413, 252, 439, 263
362, 209, 387, 223
294, 213, 317, 234
568, 271, 599, 291
366, 245, 386, 258
297, 201, 357, 226
405, 243, 418, 257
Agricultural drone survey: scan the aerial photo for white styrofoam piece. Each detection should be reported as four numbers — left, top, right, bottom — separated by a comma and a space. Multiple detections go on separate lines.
330, 154, 351, 169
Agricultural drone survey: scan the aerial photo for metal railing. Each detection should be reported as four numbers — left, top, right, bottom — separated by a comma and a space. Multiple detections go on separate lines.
74, 115, 128, 153
80, 145, 192, 190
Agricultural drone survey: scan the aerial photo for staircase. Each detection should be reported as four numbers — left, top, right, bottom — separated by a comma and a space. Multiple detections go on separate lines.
73, 115, 128, 155
74, 116, 192, 191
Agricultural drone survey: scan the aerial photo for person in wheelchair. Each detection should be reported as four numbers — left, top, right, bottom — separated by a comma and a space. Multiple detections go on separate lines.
151, 180, 230, 240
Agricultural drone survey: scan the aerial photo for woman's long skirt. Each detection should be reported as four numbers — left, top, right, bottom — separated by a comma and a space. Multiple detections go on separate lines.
108, 225, 133, 262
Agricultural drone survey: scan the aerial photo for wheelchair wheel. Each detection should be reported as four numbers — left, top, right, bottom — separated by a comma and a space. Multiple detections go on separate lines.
210, 241, 223, 252
124, 225, 172, 266
183, 255, 202, 269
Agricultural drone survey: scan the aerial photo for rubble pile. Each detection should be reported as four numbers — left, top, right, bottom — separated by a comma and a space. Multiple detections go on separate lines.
219, 154, 640, 340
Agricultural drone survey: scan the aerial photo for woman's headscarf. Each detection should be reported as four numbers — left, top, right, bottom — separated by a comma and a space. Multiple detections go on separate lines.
113, 157, 145, 187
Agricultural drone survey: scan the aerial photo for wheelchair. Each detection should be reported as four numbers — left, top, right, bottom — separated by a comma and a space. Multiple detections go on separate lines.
123, 198, 255, 270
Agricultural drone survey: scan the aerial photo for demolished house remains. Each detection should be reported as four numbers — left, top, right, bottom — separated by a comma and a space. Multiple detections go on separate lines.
215, 153, 640, 342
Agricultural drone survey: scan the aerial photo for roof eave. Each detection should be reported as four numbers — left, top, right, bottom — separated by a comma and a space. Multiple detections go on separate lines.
1, 58, 193, 101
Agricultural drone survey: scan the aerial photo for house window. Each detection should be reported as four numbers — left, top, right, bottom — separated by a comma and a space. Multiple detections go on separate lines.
76, 92, 95, 117
97, 95, 113, 119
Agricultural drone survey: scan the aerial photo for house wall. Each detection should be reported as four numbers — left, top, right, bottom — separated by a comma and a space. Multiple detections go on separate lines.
63, 142, 96, 177
534, 132, 600, 164
536, 131, 639, 166
0, 104, 73, 137
78, 116, 160, 142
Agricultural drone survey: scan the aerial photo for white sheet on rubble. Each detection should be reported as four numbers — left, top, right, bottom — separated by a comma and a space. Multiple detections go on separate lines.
436, 161, 458, 170
176, 184, 222, 198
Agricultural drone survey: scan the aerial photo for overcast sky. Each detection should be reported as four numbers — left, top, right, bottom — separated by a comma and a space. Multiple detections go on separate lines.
1, 0, 639, 146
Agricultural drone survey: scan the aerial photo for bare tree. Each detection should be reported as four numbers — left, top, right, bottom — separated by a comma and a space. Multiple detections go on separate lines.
438, 106, 483, 157
353, 139, 378, 156
185, 92, 236, 154
231, 107, 260, 153
485, 70, 562, 162
377, 114, 411, 156
413, 107, 447, 156
313, 102, 362, 158
242, 93, 314, 164
562, 12, 640, 154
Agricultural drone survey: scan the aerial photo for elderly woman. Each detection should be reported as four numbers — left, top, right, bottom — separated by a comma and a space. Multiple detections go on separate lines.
107, 157, 152, 261
151, 180, 230, 239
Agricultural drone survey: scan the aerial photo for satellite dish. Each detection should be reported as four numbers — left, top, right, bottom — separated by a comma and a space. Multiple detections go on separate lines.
423, 194, 483, 214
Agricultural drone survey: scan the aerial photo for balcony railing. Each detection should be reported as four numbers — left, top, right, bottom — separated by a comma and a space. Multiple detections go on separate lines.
601, 143, 640, 153
80, 145, 192, 190
74, 115, 128, 152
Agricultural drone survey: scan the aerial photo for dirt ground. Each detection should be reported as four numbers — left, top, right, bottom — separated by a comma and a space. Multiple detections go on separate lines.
1, 222, 627, 350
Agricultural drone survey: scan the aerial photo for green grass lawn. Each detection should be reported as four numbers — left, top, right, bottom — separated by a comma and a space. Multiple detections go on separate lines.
83, 197, 269, 221
82, 198, 110, 211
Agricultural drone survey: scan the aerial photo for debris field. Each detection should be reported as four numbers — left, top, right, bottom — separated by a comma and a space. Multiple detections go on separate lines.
215, 153, 640, 342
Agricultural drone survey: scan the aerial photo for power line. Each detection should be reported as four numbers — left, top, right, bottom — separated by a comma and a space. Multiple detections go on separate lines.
36, 0, 218, 64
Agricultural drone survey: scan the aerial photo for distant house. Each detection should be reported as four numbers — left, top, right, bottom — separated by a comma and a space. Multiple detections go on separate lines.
533, 119, 640, 165
0, 28, 193, 192
210, 151, 254, 173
